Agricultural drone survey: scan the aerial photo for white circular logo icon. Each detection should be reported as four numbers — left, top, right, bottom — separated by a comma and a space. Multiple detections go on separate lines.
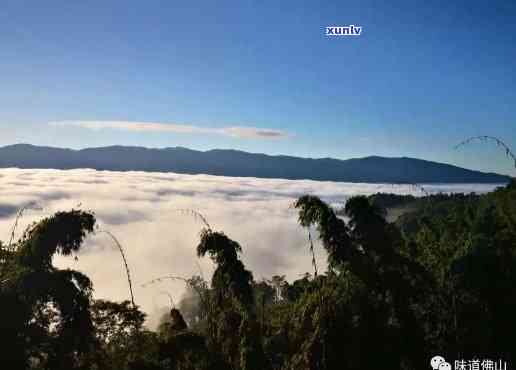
431, 356, 446, 370
439, 362, 451, 370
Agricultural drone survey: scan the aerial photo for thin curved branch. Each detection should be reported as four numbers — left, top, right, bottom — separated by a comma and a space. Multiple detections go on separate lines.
142, 274, 213, 330
158, 290, 175, 309
195, 260, 206, 282
455, 136, 516, 169
7, 202, 43, 251
142, 275, 212, 317
170, 208, 212, 231
308, 229, 318, 277
98, 230, 136, 308
141, 275, 206, 304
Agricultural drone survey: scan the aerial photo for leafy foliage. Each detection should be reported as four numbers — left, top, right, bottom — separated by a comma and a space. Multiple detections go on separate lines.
1, 179, 515, 369
0, 210, 96, 369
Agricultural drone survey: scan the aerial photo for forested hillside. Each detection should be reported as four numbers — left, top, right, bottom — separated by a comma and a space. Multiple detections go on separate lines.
1, 180, 515, 370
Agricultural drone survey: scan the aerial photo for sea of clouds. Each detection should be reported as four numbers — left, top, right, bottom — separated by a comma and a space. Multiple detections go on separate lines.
0, 168, 502, 327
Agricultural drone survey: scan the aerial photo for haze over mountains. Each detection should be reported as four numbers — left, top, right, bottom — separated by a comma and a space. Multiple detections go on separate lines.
0, 144, 510, 184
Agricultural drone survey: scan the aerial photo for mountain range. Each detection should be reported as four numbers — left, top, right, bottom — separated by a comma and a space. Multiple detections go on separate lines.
0, 144, 510, 183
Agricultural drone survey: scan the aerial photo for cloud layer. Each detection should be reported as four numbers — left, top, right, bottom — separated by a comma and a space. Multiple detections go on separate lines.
50, 121, 290, 139
0, 168, 500, 327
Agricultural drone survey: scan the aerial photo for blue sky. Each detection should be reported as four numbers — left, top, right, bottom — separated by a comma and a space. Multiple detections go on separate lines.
1, 1, 515, 175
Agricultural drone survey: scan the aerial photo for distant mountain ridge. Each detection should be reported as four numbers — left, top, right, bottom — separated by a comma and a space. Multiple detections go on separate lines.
0, 144, 510, 184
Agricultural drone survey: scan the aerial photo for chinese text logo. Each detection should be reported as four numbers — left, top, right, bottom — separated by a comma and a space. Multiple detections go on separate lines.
431, 355, 508, 370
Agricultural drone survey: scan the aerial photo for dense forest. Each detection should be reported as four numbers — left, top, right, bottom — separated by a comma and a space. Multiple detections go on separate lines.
1, 179, 515, 370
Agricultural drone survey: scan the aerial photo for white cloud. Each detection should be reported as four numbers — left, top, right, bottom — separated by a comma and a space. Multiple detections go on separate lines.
0, 168, 500, 328
49, 121, 290, 139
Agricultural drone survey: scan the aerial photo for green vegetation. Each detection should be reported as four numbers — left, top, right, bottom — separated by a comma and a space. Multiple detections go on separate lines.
1, 180, 515, 370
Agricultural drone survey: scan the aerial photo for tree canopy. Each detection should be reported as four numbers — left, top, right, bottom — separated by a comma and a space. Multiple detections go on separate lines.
1, 180, 515, 369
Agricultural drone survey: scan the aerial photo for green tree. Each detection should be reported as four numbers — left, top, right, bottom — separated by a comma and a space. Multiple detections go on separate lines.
0, 210, 96, 369
197, 229, 269, 370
